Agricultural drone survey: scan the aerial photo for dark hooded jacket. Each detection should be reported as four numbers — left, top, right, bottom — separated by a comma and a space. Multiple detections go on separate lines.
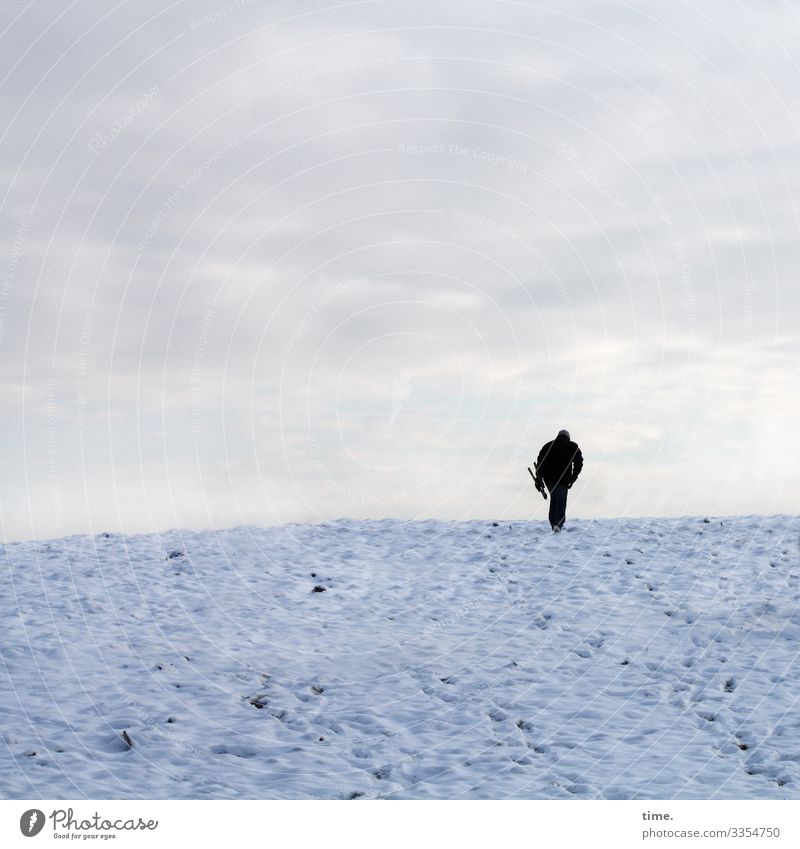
536, 433, 583, 489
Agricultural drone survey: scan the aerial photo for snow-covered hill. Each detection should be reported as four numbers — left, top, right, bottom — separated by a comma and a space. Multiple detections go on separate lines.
2, 516, 799, 799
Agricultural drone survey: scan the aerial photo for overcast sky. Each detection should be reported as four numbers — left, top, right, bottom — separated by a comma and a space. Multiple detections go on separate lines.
1, 0, 798, 541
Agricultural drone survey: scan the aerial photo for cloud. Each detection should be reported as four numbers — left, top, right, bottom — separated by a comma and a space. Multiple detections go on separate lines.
2, 0, 798, 540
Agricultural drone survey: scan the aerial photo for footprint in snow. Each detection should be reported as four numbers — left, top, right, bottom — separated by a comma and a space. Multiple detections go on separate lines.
696, 712, 718, 728
571, 639, 604, 658
372, 765, 392, 780
533, 612, 552, 630
210, 744, 257, 758
421, 684, 459, 703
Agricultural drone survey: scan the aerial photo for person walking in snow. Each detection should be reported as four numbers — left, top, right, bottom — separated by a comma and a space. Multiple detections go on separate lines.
535, 429, 583, 532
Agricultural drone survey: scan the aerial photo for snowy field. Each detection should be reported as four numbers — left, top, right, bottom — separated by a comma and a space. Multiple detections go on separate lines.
2, 515, 799, 800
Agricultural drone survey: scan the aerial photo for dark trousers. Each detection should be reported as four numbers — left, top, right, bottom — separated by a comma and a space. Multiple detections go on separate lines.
547, 483, 569, 529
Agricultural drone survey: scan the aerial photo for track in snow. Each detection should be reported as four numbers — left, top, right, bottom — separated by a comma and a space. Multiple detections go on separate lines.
2, 515, 799, 799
